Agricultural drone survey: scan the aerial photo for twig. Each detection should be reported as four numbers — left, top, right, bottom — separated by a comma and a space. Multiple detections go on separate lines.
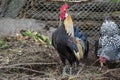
1, 66, 47, 74
0, 62, 57, 69
90, 59, 99, 66
14, 67, 47, 74
16, 75, 29, 80
52, 0, 89, 2
102, 68, 120, 75
36, 78, 56, 80
100, 62, 103, 67
77, 64, 85, 75
95, 77, 109, 80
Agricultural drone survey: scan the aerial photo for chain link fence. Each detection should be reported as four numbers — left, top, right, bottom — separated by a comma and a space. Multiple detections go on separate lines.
17, 0, 120, 45
1, 0, 120, 45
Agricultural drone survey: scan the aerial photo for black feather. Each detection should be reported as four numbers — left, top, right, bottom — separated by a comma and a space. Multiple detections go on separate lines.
52, 24, 78, 66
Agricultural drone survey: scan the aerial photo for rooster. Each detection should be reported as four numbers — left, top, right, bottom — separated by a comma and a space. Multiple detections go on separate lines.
94, 20, 120, 68
52, 4, 89, 77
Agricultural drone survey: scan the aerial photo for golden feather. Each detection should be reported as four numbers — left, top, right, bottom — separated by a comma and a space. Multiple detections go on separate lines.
75, 38, 85, 61
64, 13, 74, 36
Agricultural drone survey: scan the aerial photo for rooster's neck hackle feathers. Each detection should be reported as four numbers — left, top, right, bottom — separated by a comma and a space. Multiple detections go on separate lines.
64, 13, 74, 37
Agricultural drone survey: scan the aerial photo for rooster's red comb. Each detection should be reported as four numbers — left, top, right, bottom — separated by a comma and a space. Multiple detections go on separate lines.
60, 4, 68, 12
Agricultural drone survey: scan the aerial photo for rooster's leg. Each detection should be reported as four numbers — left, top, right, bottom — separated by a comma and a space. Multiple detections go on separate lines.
75, 61, 79, 67
62, 65, 66, 77
60, 56, 66, 77
69, 67, 73, 75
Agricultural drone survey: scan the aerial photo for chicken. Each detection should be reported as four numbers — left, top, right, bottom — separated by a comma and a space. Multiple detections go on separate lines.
95, 20, 120, 67
52, 4, 89, 77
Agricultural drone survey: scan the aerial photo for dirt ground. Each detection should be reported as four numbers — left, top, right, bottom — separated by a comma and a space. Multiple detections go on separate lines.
0, 31, 120, 80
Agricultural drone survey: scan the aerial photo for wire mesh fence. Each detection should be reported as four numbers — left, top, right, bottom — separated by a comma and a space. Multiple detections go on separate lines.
17, 0, 120, 45
1, 0, 120, 45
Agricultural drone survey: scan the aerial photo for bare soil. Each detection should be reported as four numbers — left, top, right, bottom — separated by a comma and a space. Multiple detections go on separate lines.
0, 33, 120, 80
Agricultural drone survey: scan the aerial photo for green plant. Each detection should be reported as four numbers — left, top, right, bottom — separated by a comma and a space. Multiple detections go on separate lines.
0, 39, 8, 49
21, 30, 51, 45
21, 29, 33, 37
110, 0, 120, 2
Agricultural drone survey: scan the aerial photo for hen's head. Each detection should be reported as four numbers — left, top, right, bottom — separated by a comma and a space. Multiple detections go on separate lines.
99, 56, 106, 63
98, 44, 119, 64
59, 4, 68, 20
